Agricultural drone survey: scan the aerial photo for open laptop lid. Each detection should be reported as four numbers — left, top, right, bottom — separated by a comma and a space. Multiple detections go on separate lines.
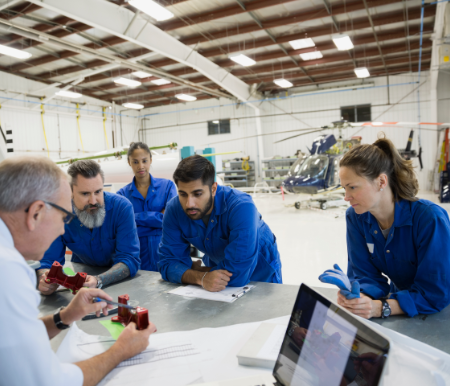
272, 284, 390, 386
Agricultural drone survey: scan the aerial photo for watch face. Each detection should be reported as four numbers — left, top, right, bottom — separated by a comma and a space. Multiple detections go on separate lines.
383, 307, 391, 317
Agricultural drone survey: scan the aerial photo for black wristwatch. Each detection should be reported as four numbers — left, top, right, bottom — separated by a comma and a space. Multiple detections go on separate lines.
380, 298, 391, 319
53, 306, 71, 330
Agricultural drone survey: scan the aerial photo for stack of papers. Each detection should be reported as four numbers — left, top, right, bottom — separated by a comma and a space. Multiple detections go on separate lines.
169, 285, 255, 303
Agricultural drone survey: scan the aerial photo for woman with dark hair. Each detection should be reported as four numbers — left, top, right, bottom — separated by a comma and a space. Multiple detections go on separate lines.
116, 142, 177, 271
320, 134, 450, 319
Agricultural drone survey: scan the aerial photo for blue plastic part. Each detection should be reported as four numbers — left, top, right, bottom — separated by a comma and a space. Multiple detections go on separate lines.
180, 146, 195, 160
318, 264, 361, 300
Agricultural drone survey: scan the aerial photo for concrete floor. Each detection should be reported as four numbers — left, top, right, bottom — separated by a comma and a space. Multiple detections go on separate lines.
252, 190, 445, 288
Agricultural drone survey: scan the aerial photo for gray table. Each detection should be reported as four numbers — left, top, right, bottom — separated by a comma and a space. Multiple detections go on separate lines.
38, 263, 450, 354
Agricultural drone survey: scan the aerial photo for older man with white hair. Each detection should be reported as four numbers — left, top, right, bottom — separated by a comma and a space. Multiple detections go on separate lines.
0, 157, 156, 386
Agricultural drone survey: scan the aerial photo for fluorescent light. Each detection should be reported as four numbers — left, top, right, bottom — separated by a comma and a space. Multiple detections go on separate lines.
299, 51, 323, 61
354, 67, 370, 78
123, 103, 144, 109
213, 120, 219, 124
175, 94, 197, 102
129, 0, 174, 21
332, 34, 354, 51
0, 44, 32, 59
229, 54, 256, 67
56, 90, 82, 98
114, 77, 141, 87
274, 79, 293, 88
289, 38, 315, 50
151, 78, 171, 85
132, 71, 152, 78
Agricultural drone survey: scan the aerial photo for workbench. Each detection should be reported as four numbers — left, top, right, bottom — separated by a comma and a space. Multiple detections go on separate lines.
38, 262, 450, 355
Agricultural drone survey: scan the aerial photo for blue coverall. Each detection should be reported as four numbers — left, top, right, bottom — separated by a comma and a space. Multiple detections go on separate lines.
39, 192, 141, 276
116, 175, 177, 271
347, 199, 450, 317
158, 185, 282, 286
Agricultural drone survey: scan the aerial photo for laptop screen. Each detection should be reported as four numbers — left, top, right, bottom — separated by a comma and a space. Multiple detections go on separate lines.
273, 284, 390, 386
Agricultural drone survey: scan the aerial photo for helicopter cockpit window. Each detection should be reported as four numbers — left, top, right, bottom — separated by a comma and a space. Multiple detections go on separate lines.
288, 157, 307, 177
295, 155, 329, 180
328, 157, 341, 186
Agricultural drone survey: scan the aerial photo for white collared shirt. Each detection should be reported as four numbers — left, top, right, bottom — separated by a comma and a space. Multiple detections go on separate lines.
0, 218, 83, 386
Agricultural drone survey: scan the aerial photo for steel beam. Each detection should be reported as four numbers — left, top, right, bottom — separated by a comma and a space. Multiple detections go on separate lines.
180, 0, 407, 45
0, 1, 22, 13
26, 0, 260, 104
159, 0, 299, 31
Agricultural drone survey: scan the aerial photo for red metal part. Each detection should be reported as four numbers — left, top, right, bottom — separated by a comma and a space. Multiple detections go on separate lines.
111, 294, 149, 330
46, 261, 87, 294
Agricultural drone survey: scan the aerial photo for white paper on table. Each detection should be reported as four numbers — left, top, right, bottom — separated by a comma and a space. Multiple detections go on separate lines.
169, 285, 255, 303
56, 313, 450, 386
256, 324, 286, 360
57, 317, 288, 386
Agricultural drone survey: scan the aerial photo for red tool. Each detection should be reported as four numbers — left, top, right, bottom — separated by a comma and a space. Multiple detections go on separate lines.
111, 294, 149, 330
45, 261, 87, 294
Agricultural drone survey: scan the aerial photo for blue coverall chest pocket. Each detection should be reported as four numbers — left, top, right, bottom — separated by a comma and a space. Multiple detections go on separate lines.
184, 235, 203, 251
213, 237, 228, 256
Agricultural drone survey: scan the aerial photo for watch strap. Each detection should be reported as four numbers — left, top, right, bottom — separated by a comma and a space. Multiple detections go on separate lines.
96, 275, 103, 289
53, 307, 70, 330
380, 298, 391, 319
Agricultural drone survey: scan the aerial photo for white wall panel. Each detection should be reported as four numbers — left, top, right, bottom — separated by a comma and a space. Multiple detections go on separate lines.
139, 72, 439, 189
1, 69, 446, 191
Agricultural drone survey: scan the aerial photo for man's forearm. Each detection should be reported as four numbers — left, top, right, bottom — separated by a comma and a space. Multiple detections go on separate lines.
40, 314, 61, 339
98, 262, 130, 287
181, 269, 210, 286
75, 346, 125, 386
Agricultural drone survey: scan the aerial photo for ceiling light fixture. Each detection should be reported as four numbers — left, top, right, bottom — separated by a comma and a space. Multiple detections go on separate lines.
213, 120, 219, 124
332, 34, 354, 51
123, 102, 144, 109
114, 77, 142, 87
274, 79, 293, 88
132, 71, 152, 78
0, 44, 32, 59
55, 90, 82, 98
229, 54, 256, 67
128, 0, 174, 21
151, 78, 171, 85
354, 67, 370, 78
175, 94, 197, 102
289, 38, 315, 50
299, 51, 323, 61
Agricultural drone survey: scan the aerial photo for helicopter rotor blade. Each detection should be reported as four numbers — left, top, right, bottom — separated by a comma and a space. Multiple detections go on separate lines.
274, 129, 324, 144
202, 127, 323, 146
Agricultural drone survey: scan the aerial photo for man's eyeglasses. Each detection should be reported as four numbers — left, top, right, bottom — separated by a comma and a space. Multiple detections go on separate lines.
25, 201, 76, 224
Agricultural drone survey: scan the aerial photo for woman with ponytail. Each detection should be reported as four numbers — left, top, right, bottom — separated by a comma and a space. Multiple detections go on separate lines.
116, 142, 177, 271
320, 134, 450, 319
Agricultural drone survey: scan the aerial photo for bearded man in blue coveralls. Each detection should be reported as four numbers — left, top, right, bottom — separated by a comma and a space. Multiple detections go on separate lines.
158, 155, 282, 292
37, 160, 140, 295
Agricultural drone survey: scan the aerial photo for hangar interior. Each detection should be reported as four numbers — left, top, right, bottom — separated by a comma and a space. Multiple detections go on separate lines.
1, 0, 450, 384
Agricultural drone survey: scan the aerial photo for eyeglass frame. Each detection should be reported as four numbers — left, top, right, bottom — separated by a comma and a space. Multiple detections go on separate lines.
25, 201, 76, 224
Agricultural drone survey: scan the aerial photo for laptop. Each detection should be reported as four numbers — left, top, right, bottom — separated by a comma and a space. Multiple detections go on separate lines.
193, 284, 390, 386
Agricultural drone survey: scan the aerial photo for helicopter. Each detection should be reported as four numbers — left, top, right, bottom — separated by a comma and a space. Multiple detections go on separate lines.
280, 122, 424, 210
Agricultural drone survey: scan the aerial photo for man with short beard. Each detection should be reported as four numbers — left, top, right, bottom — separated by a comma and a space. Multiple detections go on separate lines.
158, 155, 282, 292
37, 160, 140, 295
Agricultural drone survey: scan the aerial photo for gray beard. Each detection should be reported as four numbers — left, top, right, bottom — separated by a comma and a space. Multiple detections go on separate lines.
74, 204, 106, 229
